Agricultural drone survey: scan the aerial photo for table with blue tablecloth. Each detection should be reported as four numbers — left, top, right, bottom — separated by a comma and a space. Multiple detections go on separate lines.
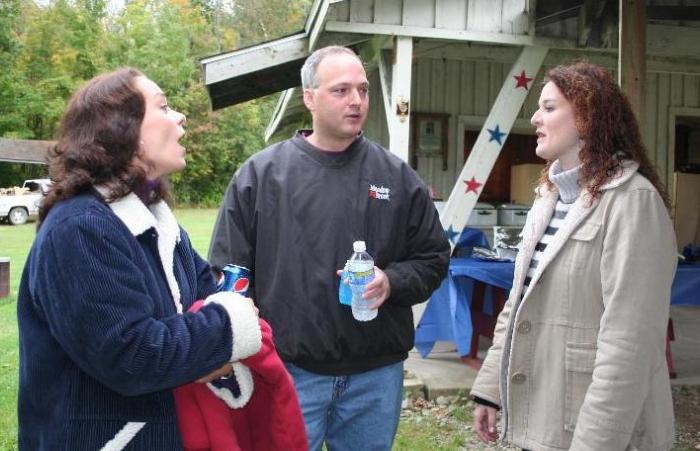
414, 257, 513, 360
415, 257, 700, 374
671, 263, 700, 306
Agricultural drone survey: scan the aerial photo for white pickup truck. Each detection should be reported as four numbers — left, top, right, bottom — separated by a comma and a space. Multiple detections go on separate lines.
0, 179, 51, 225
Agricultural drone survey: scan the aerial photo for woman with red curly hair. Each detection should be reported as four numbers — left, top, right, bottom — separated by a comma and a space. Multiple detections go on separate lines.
471, 61, 676, 451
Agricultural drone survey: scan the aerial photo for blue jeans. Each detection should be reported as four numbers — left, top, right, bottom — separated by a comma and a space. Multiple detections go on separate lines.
285, 361, 404, 451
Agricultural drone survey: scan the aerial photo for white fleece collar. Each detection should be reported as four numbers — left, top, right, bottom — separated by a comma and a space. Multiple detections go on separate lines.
103, 191, 184, 314
536, 160, 640, 198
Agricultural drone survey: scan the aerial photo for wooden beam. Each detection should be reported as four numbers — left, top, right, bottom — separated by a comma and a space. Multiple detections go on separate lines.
308, 0, 331, 51
304, 0, 323, 34
324, 20, 575, 49
618, 0, 646, 130
389, 36, 413, 163
647, 6, 700, 21
441, 46, 549, 252
537, 5, 580, 27
202, 33, 309, 85
579, 0, 616, 48
645, 25, 700, 60
377, 49, 393, 129
265, 88, 298, 142
411, 40, 700, 75
0, 138, 52, 164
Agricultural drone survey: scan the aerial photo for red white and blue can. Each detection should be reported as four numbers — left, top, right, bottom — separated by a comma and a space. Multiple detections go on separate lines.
217, 264, 251, 295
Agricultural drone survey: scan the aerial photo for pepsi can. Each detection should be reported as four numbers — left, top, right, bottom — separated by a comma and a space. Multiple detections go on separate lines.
217, 264, 251, 295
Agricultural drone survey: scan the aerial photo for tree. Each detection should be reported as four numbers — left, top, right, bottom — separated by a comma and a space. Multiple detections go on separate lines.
14, 0, 107, 139
0, 0, 34, 138
228, 0, 310, 47
0, 0, 314, 204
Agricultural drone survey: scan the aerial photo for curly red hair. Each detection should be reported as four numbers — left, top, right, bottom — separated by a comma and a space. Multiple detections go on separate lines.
537, 61, 670, 208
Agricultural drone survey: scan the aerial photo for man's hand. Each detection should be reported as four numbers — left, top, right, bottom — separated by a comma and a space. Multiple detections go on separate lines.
337, 267, 391, 310
364, 267, 391, 309
473, 404, 499, 443
196, 363, 234, 383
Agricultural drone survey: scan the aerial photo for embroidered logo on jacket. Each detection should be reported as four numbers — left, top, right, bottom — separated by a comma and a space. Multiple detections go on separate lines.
369, 184, 391, 201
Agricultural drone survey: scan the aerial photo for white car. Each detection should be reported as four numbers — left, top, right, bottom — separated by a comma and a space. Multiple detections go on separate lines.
0, 179, 51, 225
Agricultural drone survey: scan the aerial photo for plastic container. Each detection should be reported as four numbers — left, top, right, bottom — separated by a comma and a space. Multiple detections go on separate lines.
346, 241, 377, 321
497, 203, 529, 226
466, 202, 496, 226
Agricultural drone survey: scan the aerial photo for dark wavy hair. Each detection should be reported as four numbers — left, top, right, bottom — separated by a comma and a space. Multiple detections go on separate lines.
537, 61, 670, 208
39, 67, 171, 225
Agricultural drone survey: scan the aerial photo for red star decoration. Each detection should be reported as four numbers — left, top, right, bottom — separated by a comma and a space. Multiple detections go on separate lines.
513, 70, 533, 90
464, 177, 483, 194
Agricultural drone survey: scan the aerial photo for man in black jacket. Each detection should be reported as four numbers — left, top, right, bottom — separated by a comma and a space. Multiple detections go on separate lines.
209, 45, 450, 451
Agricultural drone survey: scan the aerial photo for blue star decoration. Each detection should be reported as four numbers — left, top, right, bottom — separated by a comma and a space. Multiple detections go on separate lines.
487, 124, 506, 145
445, 226, 460, 244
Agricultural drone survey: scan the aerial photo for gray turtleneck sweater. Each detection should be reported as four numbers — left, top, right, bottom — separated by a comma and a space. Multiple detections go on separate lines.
522, 160, 581, 293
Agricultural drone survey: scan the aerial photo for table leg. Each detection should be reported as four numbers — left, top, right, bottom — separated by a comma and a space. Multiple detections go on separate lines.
461, 282, 486, 369
666, 318, 677, 379
461, 282, 507, 370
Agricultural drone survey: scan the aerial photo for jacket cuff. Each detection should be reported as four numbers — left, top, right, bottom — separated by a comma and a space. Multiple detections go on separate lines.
471, 395, 500, 410
203, 291, 261, 361
206, 362, 254, 409
382, 267, 409, 306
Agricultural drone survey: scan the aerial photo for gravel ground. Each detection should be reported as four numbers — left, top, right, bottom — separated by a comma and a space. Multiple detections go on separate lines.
396, 385, 700, 450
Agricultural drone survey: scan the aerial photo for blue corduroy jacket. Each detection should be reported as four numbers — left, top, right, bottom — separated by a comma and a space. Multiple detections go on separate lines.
17, 191, 259, 450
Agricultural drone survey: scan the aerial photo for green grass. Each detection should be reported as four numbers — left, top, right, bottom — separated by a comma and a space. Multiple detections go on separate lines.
395, 409, 470, 450
173, 208, 218, 257
0, 221, 34, 451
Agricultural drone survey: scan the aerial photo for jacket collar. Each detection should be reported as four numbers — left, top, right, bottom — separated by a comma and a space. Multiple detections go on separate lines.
517, 160, 639, 300
96, 189, 184, 313
106, 192, 180, 241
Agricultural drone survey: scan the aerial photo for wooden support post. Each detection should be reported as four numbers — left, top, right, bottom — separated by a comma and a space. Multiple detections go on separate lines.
377, 49, 393, 131
440, 46, 548, 252
618, 0, 646, 131
389, 36, 413, 163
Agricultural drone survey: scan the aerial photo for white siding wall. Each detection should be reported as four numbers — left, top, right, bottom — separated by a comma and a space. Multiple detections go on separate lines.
330, 0, 530, 34
363, 51, 700, 197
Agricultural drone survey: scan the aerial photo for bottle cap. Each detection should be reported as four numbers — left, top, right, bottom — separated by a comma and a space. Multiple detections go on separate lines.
353, 241, 366, 252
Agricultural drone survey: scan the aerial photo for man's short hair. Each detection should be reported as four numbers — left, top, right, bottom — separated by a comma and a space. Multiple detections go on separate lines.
300, 46, 362, 89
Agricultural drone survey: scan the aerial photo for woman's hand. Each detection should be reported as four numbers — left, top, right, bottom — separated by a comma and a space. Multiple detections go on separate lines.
473, 404, 499, 443
196, 363, 234, 383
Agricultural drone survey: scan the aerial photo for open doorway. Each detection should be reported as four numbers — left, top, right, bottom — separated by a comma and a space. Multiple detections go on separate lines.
675, 116, 700, 173
670, 109, 700, 253
463, 130, 544, 203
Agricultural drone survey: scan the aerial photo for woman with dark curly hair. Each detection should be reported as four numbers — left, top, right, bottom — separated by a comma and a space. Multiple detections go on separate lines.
17, 68, 262, 449
471, 61, 676, 451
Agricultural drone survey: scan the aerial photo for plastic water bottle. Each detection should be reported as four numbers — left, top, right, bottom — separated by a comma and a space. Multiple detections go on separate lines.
347, 241, 377, 321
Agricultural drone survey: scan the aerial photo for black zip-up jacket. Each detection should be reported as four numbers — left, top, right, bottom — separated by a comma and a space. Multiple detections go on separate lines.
209, 132, 450, 375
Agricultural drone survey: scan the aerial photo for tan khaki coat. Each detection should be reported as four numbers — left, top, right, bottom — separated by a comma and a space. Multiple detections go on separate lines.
471, 162, 677, 451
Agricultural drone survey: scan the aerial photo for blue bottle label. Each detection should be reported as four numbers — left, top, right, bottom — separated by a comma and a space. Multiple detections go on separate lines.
338, 269, 353, 306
